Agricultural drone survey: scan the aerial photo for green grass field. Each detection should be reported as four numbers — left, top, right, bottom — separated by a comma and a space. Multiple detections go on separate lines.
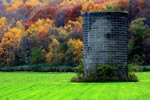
0, 72, 150, 100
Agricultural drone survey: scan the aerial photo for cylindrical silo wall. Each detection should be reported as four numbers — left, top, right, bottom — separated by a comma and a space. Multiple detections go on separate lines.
82, 12, 128, 77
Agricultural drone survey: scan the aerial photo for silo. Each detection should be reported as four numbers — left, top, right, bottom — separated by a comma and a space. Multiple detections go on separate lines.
82, 12, 128, 78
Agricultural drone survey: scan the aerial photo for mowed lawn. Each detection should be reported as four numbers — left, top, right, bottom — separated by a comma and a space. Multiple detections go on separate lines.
0, 72, 150, 100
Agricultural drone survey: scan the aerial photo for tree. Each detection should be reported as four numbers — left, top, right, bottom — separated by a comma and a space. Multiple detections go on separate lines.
21, 18, 54, 64
6, 0, 23, 12
65, 39, 83, 66
49, 27, 69, 43
81, 1, 106, 12
0, 17, 7, 41
59, 0, 87, 7
64, 4, 82, 24
27, 6, 56, 24
25, 18, 54, 45
129, 18, 150, 64
0, 28, 22, 65
46, 39, 60, 66
64, 19, 83, 40
31, 46, 45, 64
129, 0, 137, 21
18, 4, 35, 22
25, 0, 42, 7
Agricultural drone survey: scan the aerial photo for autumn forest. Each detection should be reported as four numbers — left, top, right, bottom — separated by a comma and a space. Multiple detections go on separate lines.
0, 0, 150, 68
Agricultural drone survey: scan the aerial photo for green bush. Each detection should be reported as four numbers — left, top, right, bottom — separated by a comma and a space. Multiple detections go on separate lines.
75, 64, 84, 79
74, 59, 84, 79
142, 65, 150, 71
0, 64, 75, 72
94, 64, 116, 77
72, 64, 138, 82
128, 64, 143, 72
128, 72, 138, 82
71, 73, 138, 82
128, 64, 150, 72
78, 64, 116, 78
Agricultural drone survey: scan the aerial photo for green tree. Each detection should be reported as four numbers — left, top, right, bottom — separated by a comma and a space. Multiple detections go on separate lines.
129, 18, 150, 64
31, 47, 45, 64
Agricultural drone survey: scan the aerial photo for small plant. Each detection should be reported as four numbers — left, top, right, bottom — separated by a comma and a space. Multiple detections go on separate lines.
75, 59, 84, 79
75, 65, 84, 79
128, 72, 138, 82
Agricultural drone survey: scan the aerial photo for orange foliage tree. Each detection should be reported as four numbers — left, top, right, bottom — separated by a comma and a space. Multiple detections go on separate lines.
0, 28, 22, 65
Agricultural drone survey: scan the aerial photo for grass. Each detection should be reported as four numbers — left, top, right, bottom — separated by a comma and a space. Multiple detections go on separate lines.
0, 72, 150, 100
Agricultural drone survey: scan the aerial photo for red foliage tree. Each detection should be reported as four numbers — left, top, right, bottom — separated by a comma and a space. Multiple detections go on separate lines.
28, 6, 56, 22
24, 6, 56, 29
64, 4, 82, 24
23, 21, 33, 30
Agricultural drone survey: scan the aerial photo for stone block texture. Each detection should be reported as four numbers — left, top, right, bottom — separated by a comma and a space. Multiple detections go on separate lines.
82, 12, 128, 77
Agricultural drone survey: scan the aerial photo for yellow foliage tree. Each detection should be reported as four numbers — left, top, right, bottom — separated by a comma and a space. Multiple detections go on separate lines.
5, 0, 42, 11
25, 0, 42, 7
81, 1, 107, 12
25, 19, 54, 41
6, 0, 23, 11
0, 17, 7, 40
64, 18, 82, 33
66, 39, 83, 66
2, 0, 9, 6
0, 17, 6, 26
46, 39, 60, 66
64, 17, 83, 40
59, 0, 88, 7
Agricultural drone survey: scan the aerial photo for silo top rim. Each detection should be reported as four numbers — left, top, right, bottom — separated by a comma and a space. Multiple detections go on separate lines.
81, 11, 128, 16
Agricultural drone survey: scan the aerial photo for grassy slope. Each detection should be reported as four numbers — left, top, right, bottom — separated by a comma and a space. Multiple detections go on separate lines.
0, 72, 150, 100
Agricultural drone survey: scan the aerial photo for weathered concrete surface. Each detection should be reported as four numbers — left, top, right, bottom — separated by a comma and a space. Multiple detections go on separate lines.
82, 12, 128, 78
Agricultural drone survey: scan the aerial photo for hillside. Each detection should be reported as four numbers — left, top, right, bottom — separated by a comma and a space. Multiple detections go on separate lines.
0, 0, 150, 66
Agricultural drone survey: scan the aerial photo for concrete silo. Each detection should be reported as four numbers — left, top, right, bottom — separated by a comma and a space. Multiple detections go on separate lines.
82, 12, 128, 77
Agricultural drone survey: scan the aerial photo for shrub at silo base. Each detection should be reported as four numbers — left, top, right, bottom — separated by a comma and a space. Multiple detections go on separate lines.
71, 64, 138, 82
